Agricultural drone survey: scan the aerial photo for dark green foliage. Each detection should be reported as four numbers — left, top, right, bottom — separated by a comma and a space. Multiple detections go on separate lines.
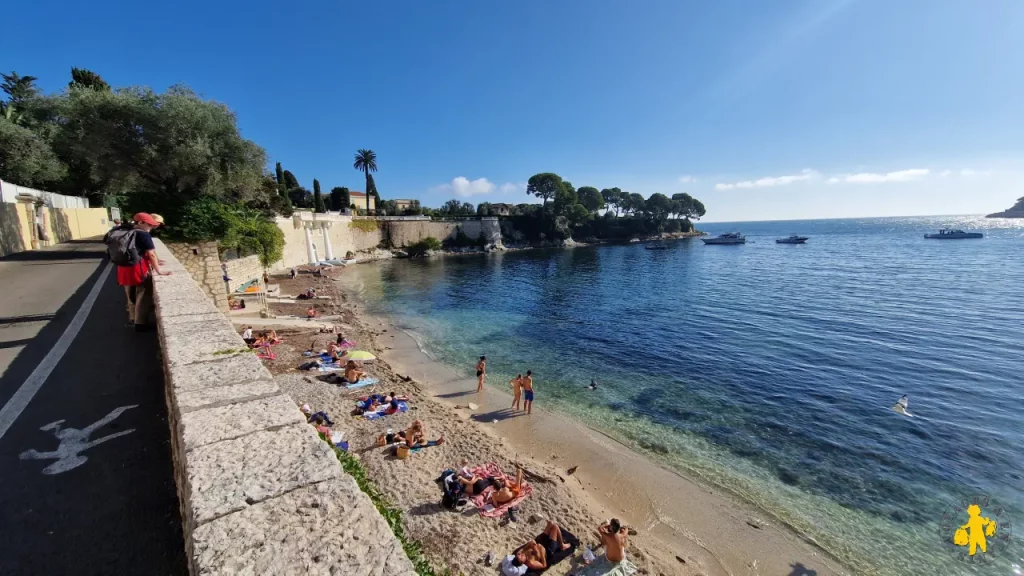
69, 68, 110, 91
275, 163, 286, 196
174, 196, 233, 242
313, 178, 326, 213
353, 149, 378, 212
289, 187, 313, 208
577, 186, 604, 212
446, 226, 474, 248
270, 194, 293, 216
1, 71, 39, 104
283, 170, 300, 190
330, 187, 349, 211
526, 172, 564, 210
0, 119, 66, 186
406, 236, 442, 256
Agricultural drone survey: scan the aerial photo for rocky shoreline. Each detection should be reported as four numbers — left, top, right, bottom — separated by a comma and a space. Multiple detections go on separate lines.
986, 197, 1024, 218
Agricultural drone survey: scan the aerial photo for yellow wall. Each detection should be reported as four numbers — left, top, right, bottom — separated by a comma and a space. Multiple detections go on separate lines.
0, 204, 109, 257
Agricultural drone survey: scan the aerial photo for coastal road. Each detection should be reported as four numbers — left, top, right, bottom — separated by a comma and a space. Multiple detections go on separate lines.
0, 240, 186, 575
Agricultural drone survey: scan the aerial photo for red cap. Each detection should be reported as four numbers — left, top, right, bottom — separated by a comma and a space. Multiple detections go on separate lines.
133, 213, 159, 226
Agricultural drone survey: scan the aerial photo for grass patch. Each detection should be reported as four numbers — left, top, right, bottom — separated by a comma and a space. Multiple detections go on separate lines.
349, 219, 380, 233
213, 347, 254, 355
318, 434, 449, 576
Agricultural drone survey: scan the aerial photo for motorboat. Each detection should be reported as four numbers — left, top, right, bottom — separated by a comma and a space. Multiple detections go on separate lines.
701, 233, 746, 245
924, 229, 983, 239
776, 234, 809, 244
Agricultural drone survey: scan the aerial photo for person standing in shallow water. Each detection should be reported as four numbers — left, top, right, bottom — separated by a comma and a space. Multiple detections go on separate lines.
522, 370, 534, 414
510, 374, 523, 411
476, 356, 486, 392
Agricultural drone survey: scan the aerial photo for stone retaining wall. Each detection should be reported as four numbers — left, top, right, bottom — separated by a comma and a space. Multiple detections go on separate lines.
151, 238, 417, 576
165, 241, 230, 311
222, 254, 263, 294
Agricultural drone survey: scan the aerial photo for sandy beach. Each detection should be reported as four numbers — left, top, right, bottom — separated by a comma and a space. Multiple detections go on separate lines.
254, 270, 850, 576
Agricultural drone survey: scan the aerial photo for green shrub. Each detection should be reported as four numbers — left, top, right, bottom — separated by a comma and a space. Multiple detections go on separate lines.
349, 219, 379, 233
406, 236, 441, 256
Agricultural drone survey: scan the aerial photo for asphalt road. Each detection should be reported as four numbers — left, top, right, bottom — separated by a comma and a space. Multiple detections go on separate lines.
0, 240, 186, 575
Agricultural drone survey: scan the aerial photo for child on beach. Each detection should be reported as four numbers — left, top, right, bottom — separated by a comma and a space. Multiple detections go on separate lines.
510, 374, 523, 411
522, 370, 535, 414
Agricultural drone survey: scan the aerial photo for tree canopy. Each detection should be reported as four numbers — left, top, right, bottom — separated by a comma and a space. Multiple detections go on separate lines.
577, 186, 604, 213
313, 178, 326, 213
69, 68, 110, 91
526, 172, 564, 210
353, 148, 378, 212
330, 187, 349, 211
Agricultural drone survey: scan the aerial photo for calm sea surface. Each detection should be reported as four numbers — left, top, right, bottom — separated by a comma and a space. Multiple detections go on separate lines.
338, 216, 1024, 575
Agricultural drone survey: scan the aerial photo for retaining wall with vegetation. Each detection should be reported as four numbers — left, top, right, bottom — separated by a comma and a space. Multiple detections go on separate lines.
151, 238, 416, 575
165, 242, 230, 311
222, 254, 263, 294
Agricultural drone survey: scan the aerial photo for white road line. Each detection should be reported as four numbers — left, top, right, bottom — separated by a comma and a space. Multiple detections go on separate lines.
0, 262, 113, 441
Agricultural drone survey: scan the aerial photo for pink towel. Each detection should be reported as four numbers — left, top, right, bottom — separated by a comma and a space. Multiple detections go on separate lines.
468, 462, 532, 518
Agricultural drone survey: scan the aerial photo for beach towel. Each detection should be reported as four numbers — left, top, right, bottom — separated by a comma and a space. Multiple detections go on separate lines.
363, 401, 408, 420
343, 378, 377, 389
468, 462, 533, 518
511, 528, 579, 575
574, 556, 637, 576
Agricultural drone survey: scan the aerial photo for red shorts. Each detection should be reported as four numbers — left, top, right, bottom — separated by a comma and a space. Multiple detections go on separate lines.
117, 260, 151, 286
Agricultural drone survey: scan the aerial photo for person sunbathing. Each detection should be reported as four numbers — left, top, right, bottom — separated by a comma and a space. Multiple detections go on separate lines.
502, 522, 567, 576
400, 420, 444, 448
306, 306, 318, 318
266, 329, 279, 344
458, 474, 499, 496
595, 518, 629, 563
343, 360, 365, 384
250, 333, 267, 348
488, 465, 525, 506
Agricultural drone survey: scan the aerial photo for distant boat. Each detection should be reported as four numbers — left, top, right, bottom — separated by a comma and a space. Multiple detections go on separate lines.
924, 229, 983, 240
776, 234, 809, 244
701, 233, 746, 245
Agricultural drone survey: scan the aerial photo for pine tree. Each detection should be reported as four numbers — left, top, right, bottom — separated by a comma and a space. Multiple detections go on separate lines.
313, 179, 326, 213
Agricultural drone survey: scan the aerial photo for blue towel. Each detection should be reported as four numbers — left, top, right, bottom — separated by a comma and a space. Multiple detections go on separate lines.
363, 401, 408, 420
344, 378, 378, 389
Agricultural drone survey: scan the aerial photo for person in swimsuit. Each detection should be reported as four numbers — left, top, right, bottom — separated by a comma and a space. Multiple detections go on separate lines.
522, 370, 535, 415
476, 356, 486, 392
400, 420, 445, 448
458, 474, 499, 496
343, 360, 365, 384
510, 374, 523, 411
488, 465, 525, 506
596, 518, 629, 563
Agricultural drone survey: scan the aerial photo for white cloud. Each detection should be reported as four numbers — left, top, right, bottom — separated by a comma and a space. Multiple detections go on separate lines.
678, 175, 697, 184
960, 168, 991, 177
432, 177, 523, 198
715, 169, 817, 191
939, 170, 952, 178
826, 177, 840, 184
842, 168, 929, 183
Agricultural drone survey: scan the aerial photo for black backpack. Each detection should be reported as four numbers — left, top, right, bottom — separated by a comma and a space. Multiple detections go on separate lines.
435, 469, 466, 510
105, 224, 140, 266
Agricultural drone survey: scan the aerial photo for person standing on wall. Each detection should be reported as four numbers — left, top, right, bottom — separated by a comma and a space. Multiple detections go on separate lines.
114, 213, 170, 332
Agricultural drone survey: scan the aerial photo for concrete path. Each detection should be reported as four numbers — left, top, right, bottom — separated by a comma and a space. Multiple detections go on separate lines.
0, 240, 186, 575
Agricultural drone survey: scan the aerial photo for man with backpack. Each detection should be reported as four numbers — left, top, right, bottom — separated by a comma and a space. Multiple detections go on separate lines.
105, 213, 170, 331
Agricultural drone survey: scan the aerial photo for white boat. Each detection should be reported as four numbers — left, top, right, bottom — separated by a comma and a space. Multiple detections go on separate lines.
701, 233, 746, 245
776, 234, 809, 244
924, 229, 983, 239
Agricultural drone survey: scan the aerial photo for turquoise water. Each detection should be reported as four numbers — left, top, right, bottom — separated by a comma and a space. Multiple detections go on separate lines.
338, 216, 1023, 575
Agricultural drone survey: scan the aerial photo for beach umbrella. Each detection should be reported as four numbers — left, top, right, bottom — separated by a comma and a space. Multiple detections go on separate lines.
343, 350, 377, 361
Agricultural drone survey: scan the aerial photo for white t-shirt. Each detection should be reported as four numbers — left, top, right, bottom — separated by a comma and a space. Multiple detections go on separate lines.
501, 555, 527, 576
242, 328, 252, 340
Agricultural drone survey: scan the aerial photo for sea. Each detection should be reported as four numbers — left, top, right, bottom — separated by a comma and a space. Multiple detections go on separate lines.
336, 215, 1024, 576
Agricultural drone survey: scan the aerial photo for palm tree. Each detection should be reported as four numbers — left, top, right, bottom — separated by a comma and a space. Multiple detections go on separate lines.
353, 149, 378, 212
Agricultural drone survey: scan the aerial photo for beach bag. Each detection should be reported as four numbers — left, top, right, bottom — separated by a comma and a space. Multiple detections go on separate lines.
435, 469, 466, 510
396, 445, 410, 459
953, 528, 968, 546
105, 225, 140, 266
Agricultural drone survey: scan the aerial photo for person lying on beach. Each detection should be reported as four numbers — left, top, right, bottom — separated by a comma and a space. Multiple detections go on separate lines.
458, 474, 500, 496
510, 374, 523, 411
595, 518, 629, 563
343, 360, 366, 383
250, 333, 267, 348
502, 521, 569, 575
488, 465, 525, 506
306, 306, 319, 318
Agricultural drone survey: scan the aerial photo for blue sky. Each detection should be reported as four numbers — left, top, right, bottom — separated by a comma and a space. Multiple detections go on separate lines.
7, 0, 1024, 221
